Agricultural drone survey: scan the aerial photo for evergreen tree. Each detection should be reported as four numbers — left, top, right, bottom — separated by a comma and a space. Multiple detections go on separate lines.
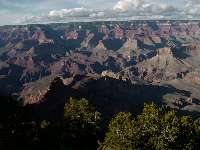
62, 97, 101, 150
99, 103, 200, 150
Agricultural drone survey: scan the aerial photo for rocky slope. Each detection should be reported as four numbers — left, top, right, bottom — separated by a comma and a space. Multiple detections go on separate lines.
137, 47, 192, 82
28, 75, 195, 120
0, 21, 200, 115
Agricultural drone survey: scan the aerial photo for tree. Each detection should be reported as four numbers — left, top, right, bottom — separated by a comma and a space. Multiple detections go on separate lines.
62, 97, 101, 150
99, 103, 200, 150
99, 112, 136, 150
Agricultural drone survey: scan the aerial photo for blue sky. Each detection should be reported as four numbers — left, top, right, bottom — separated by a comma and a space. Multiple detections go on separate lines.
0, 0, 198, 25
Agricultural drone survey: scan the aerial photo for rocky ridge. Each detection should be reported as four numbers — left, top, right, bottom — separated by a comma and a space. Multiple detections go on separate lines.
0, 21, 200, 114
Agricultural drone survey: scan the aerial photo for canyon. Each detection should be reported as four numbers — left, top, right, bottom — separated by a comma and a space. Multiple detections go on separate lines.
0, 20, 200, 116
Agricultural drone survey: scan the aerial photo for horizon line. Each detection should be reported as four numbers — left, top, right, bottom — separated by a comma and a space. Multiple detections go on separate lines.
1, 19, 200, 27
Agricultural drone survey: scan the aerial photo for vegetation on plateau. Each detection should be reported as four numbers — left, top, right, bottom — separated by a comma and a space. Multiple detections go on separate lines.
0, 96, 199, 150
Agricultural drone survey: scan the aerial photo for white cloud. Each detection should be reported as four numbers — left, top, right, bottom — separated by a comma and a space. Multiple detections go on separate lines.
89, 11, 105, 18
113, 0, 178, 15
48, 8, 93, 18
113, 0, 144, 11
184, 0, 200, 16
21, 8, 107, 24
20, 0, 200, 24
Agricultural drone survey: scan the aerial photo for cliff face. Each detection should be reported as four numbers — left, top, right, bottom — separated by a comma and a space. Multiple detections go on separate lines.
118, 39, 139, 61
20, 76, 56, 104
137, 47, 191, 82
184, 70, 200, 85
1, 21, 200, 108
25, 75, 196, 120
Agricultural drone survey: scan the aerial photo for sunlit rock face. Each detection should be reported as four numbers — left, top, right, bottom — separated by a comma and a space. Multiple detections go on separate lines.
136, 47, 191, 82
1, 21, 200, 109
184, 70, 200, 85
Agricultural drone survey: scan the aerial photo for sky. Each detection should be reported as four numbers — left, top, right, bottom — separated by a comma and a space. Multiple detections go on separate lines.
0, 0, 199, 25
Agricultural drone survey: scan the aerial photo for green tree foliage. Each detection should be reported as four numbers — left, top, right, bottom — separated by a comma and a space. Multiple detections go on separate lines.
99, 103, 200, 150
1, 95, 200, 150
62, 97, 101, 150
99, 112, 136, 150
40, 120, 50, 129
0, 96, 101, 150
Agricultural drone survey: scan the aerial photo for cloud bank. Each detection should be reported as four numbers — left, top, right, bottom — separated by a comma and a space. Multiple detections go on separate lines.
20, 0, 200, 24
